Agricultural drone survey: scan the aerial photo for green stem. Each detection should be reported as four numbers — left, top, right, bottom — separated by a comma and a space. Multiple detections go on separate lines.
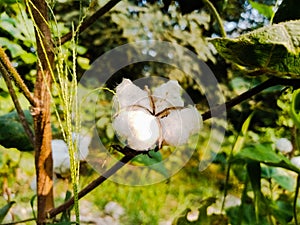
294, 174, 299, 225
203, 0, 226, 37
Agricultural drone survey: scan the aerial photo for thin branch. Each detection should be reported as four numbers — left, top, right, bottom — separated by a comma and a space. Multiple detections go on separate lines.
0, 47, 37, 107
201, 77, 300, 121
48, 76, 300, 218
60, 0, 123, 44
47, 147, 141, 218
1, 218, 36, 225
0, 60, 35, 145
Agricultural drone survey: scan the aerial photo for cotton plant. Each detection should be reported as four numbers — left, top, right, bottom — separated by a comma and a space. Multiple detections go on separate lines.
112, 78, 202, 151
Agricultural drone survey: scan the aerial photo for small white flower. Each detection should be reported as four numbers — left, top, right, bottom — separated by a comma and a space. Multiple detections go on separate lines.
112, 79, 202, 151
291, 156, 300, 168
275, 138, 293, 154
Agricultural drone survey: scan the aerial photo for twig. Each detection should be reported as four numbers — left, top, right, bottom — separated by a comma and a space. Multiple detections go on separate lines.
1, 218, 36, 225
201, 77, 300, 120
47, 147, 140, 218
48, 76, 300, 218
0, 60, 35, 145
0, 47, 37, 107
60, 0, 123, 44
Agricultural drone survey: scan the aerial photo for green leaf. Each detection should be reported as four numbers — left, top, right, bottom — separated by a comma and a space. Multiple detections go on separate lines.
247, 162, 263, 223
269, 200, 293, 224
0, 110, 59, 151
0, 37, 26, 58
210, 20, 300, 77
0, 110, 34, 151
261, 167, 295, 191
60, 190, 73, 222
226, 204, 269, 225
291, 88, 300, 129
249, 1, 274, 19
0, 201, 15, 223
235, 144, 300, 173
133, 150, 169, 178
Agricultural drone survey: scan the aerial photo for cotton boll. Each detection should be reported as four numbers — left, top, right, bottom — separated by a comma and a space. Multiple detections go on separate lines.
113, 79, 151, 111
291, 156, 300, 168
52, 139, 71, 178
152, 80, 184, 113
113, 109, 160, 150
275, 138, 293, 154
160, 106, 202, 146
72, 133, 92, 160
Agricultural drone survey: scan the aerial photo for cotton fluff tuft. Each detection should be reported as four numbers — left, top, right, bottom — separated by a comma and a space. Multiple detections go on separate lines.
52, 139, 71, 178
112, 79, 202, 151
152, 80, 184, 113
275, 138, 293, 154
113, 109, 160, 151
160, 106, 202, 146
52, 133, 92, 178
291, 156, 300, 168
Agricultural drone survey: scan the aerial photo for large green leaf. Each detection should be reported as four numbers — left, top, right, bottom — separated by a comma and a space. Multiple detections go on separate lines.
0, 110, 59, 151
210, 20, 300, 77
235, 144, 300, 174
0, 110, 34, 151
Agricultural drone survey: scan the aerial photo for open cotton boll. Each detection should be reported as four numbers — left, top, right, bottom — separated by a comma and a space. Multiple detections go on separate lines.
152, 80, 184, 113
160, 106, 202, 146
72, 133, 92, 160
52, 139, 71, 178
275, 138, 293, 154
113, 109, 160, 150
291, 156, 300, 168
114, 79, 151, 111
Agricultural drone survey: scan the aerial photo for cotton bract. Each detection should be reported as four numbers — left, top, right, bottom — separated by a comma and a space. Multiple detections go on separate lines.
112, 79, 202, 151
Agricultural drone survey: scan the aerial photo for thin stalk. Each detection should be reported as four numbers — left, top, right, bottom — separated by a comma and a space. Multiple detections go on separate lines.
0, 60, 34, 145
203, 0, 226, 37
0, 47, 37, 107
201, 77, 300, 120
60, 0, 123, 44
47, 153, 134, 218
294, 174, 300, 225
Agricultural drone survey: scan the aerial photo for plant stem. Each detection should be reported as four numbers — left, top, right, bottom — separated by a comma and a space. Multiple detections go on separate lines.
201, 77, 300, 120
47, 153, 134, 218
60, 0, 123, 44
27, 0, 55, 223
0, 47, 37, 107
0, 60, 35, 145
203, 0, 226, 37
294, 174, 299, 225
48, 76, 300, 218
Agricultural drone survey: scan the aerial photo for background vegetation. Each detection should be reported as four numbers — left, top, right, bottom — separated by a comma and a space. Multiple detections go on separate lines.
0, 0, 299, 224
